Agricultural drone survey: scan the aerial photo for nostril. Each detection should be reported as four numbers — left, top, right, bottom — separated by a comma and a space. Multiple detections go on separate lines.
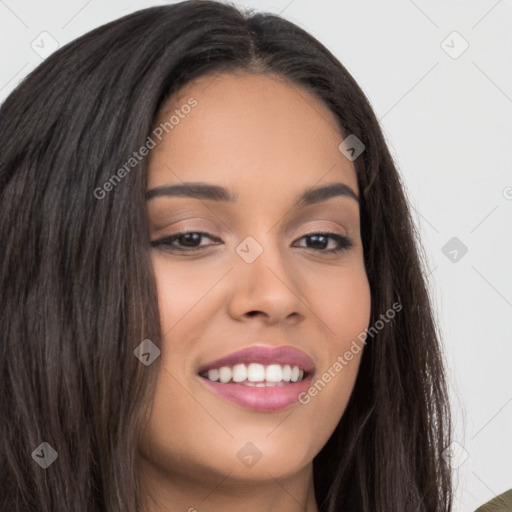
246, 311, 262, 318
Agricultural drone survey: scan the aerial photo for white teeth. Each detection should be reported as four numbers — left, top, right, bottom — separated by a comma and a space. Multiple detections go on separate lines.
247, 363, 265, 382
265, 364, 283, 382
282, 364, 292, 381
201, 363, 306, 384
218, 367, 232, 383
207, 368, 219, 382
232, 364, 247, 382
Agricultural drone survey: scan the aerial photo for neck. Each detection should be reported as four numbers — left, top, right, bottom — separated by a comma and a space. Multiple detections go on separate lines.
138, 456, 319, 512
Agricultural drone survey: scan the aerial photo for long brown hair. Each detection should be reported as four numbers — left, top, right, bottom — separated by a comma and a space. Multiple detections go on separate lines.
0, 1, 452, 510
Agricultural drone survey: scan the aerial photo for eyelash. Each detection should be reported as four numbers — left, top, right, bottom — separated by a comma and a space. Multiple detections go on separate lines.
151, 229, 354, 254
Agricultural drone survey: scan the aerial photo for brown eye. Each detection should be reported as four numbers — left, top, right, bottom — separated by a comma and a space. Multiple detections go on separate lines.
151, 231, 222, 252
293, 232, 353, 253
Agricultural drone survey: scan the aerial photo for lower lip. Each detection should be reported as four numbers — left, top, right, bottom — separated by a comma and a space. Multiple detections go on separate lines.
198, 375, 313, 412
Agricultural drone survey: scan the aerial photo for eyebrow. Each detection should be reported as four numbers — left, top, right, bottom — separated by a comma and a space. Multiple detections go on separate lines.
146, 181, 359, 206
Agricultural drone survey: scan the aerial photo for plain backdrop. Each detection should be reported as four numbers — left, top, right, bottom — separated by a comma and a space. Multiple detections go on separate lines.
1, 1, 511, 511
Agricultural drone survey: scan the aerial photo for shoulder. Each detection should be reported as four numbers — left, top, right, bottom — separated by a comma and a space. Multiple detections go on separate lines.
474, 489, 512, 512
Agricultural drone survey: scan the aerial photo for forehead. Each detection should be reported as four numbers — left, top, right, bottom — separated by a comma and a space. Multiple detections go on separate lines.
148, 71, 357, 194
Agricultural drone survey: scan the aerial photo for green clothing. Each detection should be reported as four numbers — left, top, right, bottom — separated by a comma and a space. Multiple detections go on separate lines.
474, 489, 512, 512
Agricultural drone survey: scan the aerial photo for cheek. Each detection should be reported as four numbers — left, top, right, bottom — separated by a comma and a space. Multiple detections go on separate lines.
310, 262, 372, 346
303, 264, 371, 415
151, 255, 217, 330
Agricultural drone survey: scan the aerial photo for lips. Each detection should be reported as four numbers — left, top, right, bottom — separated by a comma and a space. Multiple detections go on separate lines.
196, 345, 315, 412
197, 345, 315, 375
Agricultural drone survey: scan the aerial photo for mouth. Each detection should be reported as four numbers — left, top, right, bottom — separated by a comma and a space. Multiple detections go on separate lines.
198, 363, 309, 385
196, 345, 314, 412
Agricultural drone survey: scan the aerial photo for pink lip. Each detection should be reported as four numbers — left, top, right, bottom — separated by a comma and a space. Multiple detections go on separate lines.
197, 345, 315, 374
196, 345, 315, 412
198, 376, 313, 412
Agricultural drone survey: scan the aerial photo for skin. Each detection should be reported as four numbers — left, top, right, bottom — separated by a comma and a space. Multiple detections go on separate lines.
138, 71, 371, 512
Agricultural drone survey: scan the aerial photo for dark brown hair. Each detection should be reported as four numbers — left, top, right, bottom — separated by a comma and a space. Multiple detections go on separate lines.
0, 1, 452, 510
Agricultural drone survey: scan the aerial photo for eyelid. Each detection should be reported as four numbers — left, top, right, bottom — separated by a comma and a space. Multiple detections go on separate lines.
290, 220, 349, 239
150, 218, 225, 239
151, 221, 348, 242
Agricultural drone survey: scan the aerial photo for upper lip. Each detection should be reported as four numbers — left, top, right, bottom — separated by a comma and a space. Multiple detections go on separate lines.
197, 345, 315, 374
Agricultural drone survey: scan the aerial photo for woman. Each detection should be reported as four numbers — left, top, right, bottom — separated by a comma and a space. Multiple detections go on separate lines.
0, 1, 453, 511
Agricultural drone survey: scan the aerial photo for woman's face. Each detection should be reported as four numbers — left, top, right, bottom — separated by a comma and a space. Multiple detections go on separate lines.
140, 71, 371, 487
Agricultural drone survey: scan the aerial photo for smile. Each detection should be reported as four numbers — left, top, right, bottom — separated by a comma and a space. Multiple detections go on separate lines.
196, 345, 314, 411
199, 363, 306, 385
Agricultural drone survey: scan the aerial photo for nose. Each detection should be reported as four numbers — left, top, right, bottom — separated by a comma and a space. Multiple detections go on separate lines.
226, 236, 306, 326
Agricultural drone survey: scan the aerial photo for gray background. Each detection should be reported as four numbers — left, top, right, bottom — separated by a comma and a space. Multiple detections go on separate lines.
1, 1, 511, 510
